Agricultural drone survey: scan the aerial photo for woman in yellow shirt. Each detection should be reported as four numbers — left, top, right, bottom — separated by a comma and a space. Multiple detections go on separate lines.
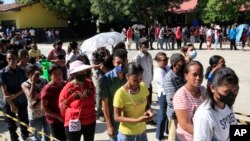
113, 63, 154, 141
28, 42, 42, 60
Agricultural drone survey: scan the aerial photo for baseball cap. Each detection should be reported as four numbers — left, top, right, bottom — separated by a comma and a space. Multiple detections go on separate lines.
170, 53, 184, 67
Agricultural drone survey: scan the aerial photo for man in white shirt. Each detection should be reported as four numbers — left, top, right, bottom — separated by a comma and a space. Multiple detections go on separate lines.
132, 38, 154, 106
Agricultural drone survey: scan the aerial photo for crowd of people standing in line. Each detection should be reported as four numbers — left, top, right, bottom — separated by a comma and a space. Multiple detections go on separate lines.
121, 23, 250, 51
0, 26, 241, 141
0, 25, 61, 44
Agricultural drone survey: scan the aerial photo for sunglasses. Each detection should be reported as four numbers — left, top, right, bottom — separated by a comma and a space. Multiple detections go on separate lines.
158, 58, 168, 62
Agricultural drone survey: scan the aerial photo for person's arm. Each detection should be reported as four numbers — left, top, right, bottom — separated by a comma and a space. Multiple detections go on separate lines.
173, 87, 194, 134
41, 99, 63, 122
154, 68, 165, 86
102, 98, 115, 137
40, 85, 64, 122
21, 82, 37, 102
193, 110, 213, 141
38, 50, 42, 59
1, 84, 21, 113
100, 75, 115, 137
114, 107, 151, 123
21, 72, 40, 101
163, 76, 176, 110
175, 109, 194, 134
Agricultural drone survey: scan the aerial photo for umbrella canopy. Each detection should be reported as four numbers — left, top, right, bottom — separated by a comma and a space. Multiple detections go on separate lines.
236, 24, 249, 42
80, 32, 125, 59
132, 24, 146, 29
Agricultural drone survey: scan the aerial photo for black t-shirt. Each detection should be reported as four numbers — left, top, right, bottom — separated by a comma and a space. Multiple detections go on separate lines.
0, 53, 7, 70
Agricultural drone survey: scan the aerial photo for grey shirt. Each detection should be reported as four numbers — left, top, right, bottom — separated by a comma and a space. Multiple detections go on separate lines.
163, 69, 185, 119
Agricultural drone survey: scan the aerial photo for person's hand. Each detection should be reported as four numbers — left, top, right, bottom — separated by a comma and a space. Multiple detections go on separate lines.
10, 104, 18, 113
144, 110, 154, 119
58, 60, 65, 67
31, 71, 40, 84
59, 99, 67, 111
107, 126, 115, 138
100, 64, 108, 73
137, 115, 152, 122
93, 64, 102, 70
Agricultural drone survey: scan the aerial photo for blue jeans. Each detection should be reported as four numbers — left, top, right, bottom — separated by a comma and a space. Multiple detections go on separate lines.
159, 38, 165, 49
117, 131, 147, 141
30, 116, 50, 141
109, 130, 118, 141
156, 94, 168, 140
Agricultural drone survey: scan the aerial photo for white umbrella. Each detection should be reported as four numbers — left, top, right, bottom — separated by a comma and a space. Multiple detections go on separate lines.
132, 24, 146, 29
80, 32, 126, 60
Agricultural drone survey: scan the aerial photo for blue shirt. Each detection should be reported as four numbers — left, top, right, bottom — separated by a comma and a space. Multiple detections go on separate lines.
229, 28, 237, 40
100, 68, 127, 132
0, 66, 27, 104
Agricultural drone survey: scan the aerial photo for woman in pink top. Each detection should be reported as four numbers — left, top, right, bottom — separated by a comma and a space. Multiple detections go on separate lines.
173, 61, 206, 141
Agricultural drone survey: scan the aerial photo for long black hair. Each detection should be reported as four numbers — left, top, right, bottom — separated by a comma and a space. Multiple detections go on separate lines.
205, 55, 224, 79
206, 67, 239, 109
184, 60, 203, 74
126, 62, 143, 76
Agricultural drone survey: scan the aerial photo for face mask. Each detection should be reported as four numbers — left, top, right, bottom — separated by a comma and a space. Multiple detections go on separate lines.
115, 65, 124, 73
189, 50, 197, 59
115, 65, 124, 79
75, 74, 86, 82
218, 92, 237, 106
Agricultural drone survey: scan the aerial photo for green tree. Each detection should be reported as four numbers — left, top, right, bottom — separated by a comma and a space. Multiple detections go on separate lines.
0, 0, 4, 4
197, 0, 248, 24
90, 0, 184, 23
16, 0, 92, 23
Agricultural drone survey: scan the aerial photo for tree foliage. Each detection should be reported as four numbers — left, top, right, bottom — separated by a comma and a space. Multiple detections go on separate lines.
0, 0, 4, 4
197, 0, 248, 24
16, 0, 92, 23
90, 0, 184, 23
16, 0, 185, 24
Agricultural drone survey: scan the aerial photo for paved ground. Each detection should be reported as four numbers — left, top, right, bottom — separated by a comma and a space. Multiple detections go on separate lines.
1, 42, 250, 141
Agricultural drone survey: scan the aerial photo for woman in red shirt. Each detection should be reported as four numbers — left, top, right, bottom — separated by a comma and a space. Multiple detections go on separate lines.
176, 26, 182, 49
241, 28, 248, 51
59, 60, 96, 141
40, 64, 67, 141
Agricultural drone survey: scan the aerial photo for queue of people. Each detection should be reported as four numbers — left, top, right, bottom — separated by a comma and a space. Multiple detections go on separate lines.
0, 34, 241, 141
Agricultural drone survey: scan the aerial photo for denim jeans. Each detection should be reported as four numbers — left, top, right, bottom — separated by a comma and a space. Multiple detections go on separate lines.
109, 130, 118, 141
117, 131, 148, 141
156, 94, 167, 140
30, 116, 50, 141
159, 38, 165, 49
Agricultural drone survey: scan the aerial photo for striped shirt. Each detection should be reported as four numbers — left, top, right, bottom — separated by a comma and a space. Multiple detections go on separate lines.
163, 69, 185, 119
173, 86, 206, 141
